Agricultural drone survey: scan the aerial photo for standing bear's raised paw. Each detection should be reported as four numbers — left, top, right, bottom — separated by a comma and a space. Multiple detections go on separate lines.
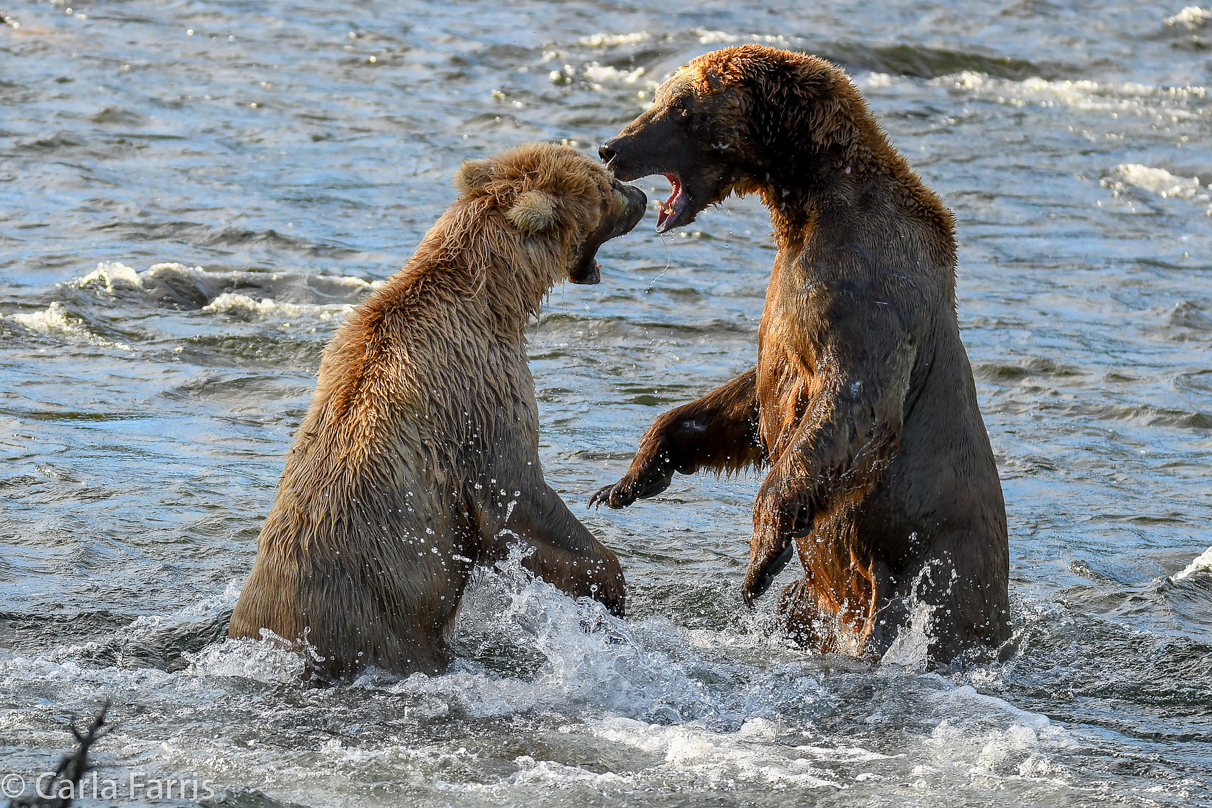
588, 458, 675, 510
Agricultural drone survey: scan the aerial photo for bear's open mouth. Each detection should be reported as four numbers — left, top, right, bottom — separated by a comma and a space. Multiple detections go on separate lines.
568, 243, 602, 285
568, 182, 647, 284
656, 173, 690, 234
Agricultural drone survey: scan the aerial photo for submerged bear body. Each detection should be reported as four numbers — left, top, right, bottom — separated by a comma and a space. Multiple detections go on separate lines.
594, 46, 1010, 662
229, 144, 645, 679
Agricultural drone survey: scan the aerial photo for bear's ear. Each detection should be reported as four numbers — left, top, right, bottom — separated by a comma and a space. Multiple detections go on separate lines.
454, 158, 494, 195
506, 190, 559, 235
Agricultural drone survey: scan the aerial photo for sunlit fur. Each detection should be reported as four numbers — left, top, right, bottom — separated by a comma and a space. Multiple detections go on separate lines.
229, 144, 631, 680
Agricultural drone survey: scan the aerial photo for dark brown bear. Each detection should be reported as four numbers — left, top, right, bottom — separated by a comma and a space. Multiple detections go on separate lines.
592, 46, 1010, 662
229, 144, 645, 680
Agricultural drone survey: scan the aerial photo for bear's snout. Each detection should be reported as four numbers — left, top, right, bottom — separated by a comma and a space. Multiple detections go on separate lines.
615, 182, 648, 236
566, 181, 647, 285
599, 140, 619, 167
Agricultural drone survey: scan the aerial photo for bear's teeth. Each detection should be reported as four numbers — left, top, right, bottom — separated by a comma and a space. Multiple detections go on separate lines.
657, 184, 688, 232
657, 172, 685, 232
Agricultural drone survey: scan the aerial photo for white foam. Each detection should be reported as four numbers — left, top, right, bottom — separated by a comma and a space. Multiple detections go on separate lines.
126, 580, 242, 637
0, 650, 175, 693
1103, 164, 1210, 215
588, 716, 846, 789
0, 581, 300, 692
69, 261, 377, 318
23, 582, 241, 672
329, 548, 805, 735
1166, 6, 1209, 28
71, 261, 224, 296
694, 29, 739, 44
74, 260, 146, 292
9, 301, 79, 335
0, 568, 1093, 804
925, 686, 1072, 784
5, 301, 128, 349
371, 552, 674, 718
185, 636, 313, 684
510, 755, 628, 788
690, 30, 791, 46
940, 685, 1052, 729
582, 63, 646, 85
1172, 546, 1212, 580
202, 292, 281, 316
861, 72, 896, 89
316, 736, 479, 777
576, 32, 649, 48
936, 71, 1207, 124
1107, 163, 1206, 200
929, 717, 1071, 780
202, 291, 354, 321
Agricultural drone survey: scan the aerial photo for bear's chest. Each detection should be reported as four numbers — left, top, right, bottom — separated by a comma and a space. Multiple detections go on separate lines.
754, 252, 842, 455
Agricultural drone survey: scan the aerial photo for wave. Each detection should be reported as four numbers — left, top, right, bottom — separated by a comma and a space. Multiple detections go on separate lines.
92, 220, 361, 258
1165, 6, 1210, 29
2, 301, 130, 350
976, 357, 1085, 382
68, 261, 377, 319
920, 71, 1209, 122
576, 32, 651, 48
201, 292, 354, 321
29, 581, 239, 671
835, 43, 1067, 82
1086, 402, 1212, 432
1171, 546, 1212, 581
567, 28, 1063, 83
1103, 164, 1211, 212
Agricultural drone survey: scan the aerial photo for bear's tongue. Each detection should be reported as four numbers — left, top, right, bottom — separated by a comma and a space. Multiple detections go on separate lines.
656, 173, 688, 234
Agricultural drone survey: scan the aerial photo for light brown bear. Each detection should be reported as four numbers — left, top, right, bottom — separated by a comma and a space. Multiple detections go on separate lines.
593, 46, 1011, 663
229, 143, 646, 679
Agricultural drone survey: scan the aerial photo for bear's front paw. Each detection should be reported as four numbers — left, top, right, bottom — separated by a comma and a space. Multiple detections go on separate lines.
589, 481, 621, 509
588, 464, 673, 510
589, 478, 641, 509
741, 537, 796, 606
741, 482, 811, 605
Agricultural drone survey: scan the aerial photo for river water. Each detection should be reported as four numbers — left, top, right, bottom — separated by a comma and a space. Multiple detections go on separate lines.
1, 1, 1211, 805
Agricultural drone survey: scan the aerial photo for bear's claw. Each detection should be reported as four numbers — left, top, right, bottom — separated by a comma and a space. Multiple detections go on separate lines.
588, 481, 634, 510
741, 537, 796, 606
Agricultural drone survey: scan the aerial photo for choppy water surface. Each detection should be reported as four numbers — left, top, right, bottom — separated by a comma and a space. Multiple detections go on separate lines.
2, 0, 1211, 805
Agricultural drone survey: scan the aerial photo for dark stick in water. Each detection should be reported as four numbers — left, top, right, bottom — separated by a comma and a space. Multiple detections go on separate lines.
7, 702, 111, 808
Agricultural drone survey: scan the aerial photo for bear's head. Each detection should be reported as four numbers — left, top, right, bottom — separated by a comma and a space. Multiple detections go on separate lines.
454, 143, 646, 285
599, 46, 863, 233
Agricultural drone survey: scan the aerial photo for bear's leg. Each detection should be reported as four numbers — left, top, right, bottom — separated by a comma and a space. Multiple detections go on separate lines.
776, 578, 830, 651
741, 462, 816, 605
490, 483, 626, 617
590, 367, 764, 509
900, 538, 1012, 664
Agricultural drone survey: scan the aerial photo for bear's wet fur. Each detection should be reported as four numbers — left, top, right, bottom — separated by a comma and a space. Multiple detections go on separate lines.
229, 143, 645, 679
594, 46, 1011, 662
